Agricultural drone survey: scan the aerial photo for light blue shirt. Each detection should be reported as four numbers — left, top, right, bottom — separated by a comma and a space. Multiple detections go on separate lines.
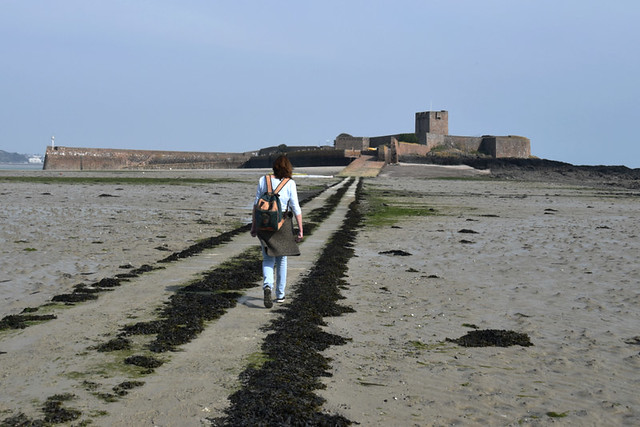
254, 175, 301, 216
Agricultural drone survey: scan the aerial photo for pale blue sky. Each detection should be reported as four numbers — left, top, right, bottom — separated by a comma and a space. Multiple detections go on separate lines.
1, 1, 639, 167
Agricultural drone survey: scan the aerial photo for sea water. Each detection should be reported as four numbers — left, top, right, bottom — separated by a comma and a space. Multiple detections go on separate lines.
0, 164, 44, 171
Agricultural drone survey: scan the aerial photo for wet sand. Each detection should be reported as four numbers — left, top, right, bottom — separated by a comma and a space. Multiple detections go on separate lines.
1, 165, 639, 425
321, 166, 640, 425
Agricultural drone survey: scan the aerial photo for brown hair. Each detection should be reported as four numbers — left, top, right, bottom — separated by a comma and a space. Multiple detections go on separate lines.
272, 155, 293, 179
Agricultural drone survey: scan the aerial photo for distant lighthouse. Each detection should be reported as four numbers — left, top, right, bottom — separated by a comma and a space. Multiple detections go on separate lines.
51, 136, 55, 148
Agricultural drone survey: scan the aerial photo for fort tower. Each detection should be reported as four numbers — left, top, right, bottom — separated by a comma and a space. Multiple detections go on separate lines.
415, 110, 448, 144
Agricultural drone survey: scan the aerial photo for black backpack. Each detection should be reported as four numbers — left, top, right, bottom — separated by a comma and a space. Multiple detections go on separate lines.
255, 175, 290, 232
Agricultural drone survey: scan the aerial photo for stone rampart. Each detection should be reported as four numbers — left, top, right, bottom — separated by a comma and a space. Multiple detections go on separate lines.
480, 136, 531, 158
241, 149, 351, 168
422, 134, 530, 158
334, 134, 370, 151
369, 134, 420, 148
43, 146, 253, 171
394, 140, 431, 160
443, 135, 485, 152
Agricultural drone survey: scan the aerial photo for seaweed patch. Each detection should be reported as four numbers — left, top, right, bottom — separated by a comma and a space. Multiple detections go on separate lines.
124, 355, 164, 370
379, 249, 412, 256
113, 380, 145, 396
446, 329, 533, 347
42, 393, 81, 424
95, 337, 132, 352
51, 293, 99, 303
0, 313, 57, 330
121, 320, 163, 336
2, 394, 82, 425
458, 229, 479, 234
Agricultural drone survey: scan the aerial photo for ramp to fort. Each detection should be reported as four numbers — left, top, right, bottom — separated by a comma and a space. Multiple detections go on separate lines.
337, 155, 385, 177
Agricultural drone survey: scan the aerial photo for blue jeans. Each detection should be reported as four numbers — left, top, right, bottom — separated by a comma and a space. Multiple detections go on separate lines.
261, 246, 287, 299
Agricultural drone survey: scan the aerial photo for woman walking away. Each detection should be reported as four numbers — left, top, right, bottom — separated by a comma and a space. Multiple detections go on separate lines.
250, 155, 303, 308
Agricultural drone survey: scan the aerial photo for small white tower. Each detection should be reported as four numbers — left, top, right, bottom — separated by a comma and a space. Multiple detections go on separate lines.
51, 136, 55, 148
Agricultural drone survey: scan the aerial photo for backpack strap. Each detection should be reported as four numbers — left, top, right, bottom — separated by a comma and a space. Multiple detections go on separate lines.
266, 175, 290, 195
273, 177, 290, 195
265, 175, 273, 193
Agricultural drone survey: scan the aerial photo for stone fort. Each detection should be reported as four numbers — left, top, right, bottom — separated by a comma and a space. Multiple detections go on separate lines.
334, 110, 531, 162
43, 110, 530, 170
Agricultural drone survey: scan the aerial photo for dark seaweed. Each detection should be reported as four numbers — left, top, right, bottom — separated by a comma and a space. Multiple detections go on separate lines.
121, 320, 164, 336
95, 337, 132, 352
42, 394, 81, 424
72, 284, 103, 294
113, 380, 145, 396
159, 225, 251, 262
131, 264, 156, 275
149, 291, 244, 353
1, 412, 46, 426
379, 249, 412, 256
51, 293, 99, 303
458, 229, 478, 234
115, 272, 139, 278
446, 329, 533, 347
0, 314, 57, 330
94, 277, 123, 288
124, 355, 164, 369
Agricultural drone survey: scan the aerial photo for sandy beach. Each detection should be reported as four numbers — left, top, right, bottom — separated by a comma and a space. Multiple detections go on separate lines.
1, 164, 639, 425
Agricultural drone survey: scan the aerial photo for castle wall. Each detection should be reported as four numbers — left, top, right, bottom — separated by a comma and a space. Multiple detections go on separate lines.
334, 135, 369, 151
444, 135, 485, 152
481, 136, 531, 158
369, 134, 419, 148
241, 149, 351, 168
44, 146, 253, 171
421, 134, 530, 158
425, 133, 445, 151
424, 134, 484, 153
394, 140, 431, 160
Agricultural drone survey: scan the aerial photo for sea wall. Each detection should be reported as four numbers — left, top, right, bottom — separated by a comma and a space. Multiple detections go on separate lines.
480, 136, 531, 158
241, 149, 351, 168
43, 146, 254, 171
423, 134, 530, 158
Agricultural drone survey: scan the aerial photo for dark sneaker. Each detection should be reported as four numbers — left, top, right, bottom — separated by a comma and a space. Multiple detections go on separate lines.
274, 297, 285, 303
263, 287, 273, 308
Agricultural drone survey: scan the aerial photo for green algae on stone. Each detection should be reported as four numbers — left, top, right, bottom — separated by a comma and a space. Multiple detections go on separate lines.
546, 411, 568, 418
